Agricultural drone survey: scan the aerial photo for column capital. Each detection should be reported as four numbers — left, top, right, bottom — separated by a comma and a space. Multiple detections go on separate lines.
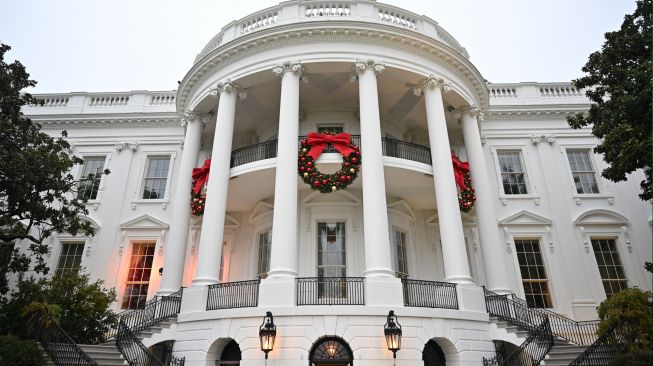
412, 75, 451, 96
350, 59, 385, 81
272, 61, 308, 82
451, 105, 484, 121
209, 80, 248, 100
180, 111, 210, 127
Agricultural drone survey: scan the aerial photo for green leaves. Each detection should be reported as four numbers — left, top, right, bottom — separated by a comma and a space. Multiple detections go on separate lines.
567, 0, 652, 200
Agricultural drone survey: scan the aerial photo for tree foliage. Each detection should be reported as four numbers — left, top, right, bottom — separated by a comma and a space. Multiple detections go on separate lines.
0, 43, 108, 292
567, 0, 652, 200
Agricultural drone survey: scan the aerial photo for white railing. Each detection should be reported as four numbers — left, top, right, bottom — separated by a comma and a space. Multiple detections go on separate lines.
241, 11, 279, 33
305, 3, 351, 17
540, 85, 583, 97
149, 94, 175, 105
89, 95, 130, 107
488, 87, 518, 98
31, 96, 70, 108
377, 5, 417, 29
22, 91, 177, 115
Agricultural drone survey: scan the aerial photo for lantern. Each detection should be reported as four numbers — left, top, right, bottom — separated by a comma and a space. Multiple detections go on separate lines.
384, 310, 402, 359
259, 311, 276, 359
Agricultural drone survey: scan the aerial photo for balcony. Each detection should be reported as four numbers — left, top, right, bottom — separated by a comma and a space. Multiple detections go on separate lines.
401, 279, 458, 309
296, 277, 365, 305
206, 280, 260, 310
230, 135, 431, 168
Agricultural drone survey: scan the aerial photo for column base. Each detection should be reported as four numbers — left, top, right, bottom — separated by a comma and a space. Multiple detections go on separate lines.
456, 284, 487, 313
444, 274, 474, 285
180, 285, 208, 314
487, 286, 513, 295
365, 276, 404, 306
191, 276, 219, 287
259, 277, 296, 307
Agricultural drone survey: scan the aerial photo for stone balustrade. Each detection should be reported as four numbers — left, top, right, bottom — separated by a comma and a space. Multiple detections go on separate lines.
194, 0, 469, 63
23, 91, 177, 115
488, 82, 588, 106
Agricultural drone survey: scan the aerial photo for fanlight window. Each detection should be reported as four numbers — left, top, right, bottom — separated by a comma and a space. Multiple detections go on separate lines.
310, 337, 353, 365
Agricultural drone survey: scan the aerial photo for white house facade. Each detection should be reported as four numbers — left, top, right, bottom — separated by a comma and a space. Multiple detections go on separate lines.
20, 1, 652, 365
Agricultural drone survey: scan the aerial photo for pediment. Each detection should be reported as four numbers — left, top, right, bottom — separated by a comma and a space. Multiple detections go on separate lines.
120, 214, 169, 230
302, 190, 361, 205
387, 200, 416, 221
574, 209, 628, 226
249, 201, 274, 223
80, 215, 101, 229
499, 210, 551, 226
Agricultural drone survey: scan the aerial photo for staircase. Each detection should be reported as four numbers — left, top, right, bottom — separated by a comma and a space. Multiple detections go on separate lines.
544, 343, 589, 365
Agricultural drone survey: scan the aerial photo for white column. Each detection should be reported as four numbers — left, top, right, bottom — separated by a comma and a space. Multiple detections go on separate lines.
268, 62, 302, 278
415, 75, 473, 284
354, 60, 395, 278
459, 107, 512, 293
159, 111, 204, 295
192, 81, 244, 286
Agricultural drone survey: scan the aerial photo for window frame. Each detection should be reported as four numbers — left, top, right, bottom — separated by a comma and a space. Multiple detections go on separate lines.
512, 237, 554, 308
495, 149, 530, 195
256, 228, 272, 279
490, 145, 539, 201
563, 148, 601, 195
76, 153, 110, 203
54, 241, 86, 276
391, 226, 410, 279
134, 152, 176, 203
121, 240, 157, 310
589, 237, 629, 298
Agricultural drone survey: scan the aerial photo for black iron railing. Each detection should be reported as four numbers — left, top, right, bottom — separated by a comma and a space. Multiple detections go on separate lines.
116, 319, 185, 366
106, 288, 183, 340
230, 140, 278, 167
569, 324, 632, 366
483, 288, 599, 345
296, 277, 365, 305
382, 137, 432, 165
31, 311, 98, 366
206, 279, 260, 310
484, 318, 554, 366
401, 279, 458, 309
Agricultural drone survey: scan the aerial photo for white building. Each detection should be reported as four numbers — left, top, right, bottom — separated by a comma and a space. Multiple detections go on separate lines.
21, 1, 651, 365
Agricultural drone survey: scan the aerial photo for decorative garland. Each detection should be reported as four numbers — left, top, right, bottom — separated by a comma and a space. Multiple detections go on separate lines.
298, 132, 361, 193
191, 159, 211, 216
452, 153, 475, 212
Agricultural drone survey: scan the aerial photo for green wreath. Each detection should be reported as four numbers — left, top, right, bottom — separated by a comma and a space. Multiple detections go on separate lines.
297, 133, 361, 193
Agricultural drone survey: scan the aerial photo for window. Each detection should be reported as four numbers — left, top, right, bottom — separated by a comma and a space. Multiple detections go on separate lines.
497, 151, 528, 194
317, 125, 343, 134
317, 222, 346, 298
55, 242, 84, 275
591, 238, 628, 298
142, 156, 171, 199
393, 229, 409, 279
78, 156, 106, 200
566, 150, 599, 194
122, 241, 155, 309
257, 230, 271, 279
515, 239, 553, 308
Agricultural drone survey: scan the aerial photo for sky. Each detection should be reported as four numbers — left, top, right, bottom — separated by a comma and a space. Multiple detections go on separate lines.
0, 0, 637, 93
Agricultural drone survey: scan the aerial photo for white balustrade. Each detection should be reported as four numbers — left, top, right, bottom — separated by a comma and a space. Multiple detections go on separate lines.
31, 97, 69, 108
305, 3, 351, 17
149, 94, 176, 105
540, 86, 583, 97
488, 87, 518, 98
377, 6, 416, 29
241, 11, 279, 33
88, 95, 130, 107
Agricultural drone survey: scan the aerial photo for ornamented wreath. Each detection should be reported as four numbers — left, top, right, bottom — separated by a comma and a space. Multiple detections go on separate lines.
452, 153, 476, 212
190, 159, 211, 216
298, 132, 361, 193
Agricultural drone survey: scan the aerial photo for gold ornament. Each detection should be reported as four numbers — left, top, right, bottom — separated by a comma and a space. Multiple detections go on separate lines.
349, 168, 356, 173
303, 172, 309, 177
302, 148, 307, 153
331, 186, 337, 191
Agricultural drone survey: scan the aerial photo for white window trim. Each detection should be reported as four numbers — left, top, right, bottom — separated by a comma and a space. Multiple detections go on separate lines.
76, 153, 112, 204
390, 225, 411, 279
490, 145, 540, 202
133, 151, 177, 204
309, 213, 356, 277
560, 144, 613, 199
51, 235, 91, 273
254, 227, 272, 279
120, 238, 160, 309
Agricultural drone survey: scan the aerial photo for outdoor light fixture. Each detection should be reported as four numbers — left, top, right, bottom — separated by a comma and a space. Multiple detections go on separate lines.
158, 267, 163, 276
384, 310, 402, 359
259, 311, 276, 360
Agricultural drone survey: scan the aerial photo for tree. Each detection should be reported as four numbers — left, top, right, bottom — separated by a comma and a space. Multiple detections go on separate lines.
0, 43, 108, 292
567, 0, 652, 200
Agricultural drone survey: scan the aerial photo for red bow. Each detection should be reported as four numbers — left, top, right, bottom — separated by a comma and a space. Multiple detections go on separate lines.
192, 159, 211, 195
451, 154, 471, 190
306, 132, 354, 160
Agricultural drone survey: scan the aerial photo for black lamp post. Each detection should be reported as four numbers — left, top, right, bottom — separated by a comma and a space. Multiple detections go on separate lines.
384, 310, 402, 360
259, 311, 276, 360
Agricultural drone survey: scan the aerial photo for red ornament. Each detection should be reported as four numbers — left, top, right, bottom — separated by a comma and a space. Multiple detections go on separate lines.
313, 180, 321, 187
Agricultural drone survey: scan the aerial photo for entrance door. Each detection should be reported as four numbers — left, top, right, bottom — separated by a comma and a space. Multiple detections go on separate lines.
317, 222, 346, 298
310, 337, 353, 366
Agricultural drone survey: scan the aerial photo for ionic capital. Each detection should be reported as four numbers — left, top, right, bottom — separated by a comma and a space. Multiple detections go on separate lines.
412, 75, 451, 96
350, 59, 385, 81
451, 105, 484, 121
209, 80, 248, 100
180, 111, 210, 127
272, 61, 308, 82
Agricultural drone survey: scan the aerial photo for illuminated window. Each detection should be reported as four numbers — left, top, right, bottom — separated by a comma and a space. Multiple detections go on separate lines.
122, 241, 155, 309
142, 156, 170, 199
78, 156, 106, 200
55, 242, 84, 275
591, 238, 628, 298
566, 150, 599, 194
515, 239, 553, 308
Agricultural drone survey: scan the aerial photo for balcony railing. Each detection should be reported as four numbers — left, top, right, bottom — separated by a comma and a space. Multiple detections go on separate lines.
206, 279, 260, 310
230, 135, 432, 168
401, 279, 458, 309
296, 277, 365, 305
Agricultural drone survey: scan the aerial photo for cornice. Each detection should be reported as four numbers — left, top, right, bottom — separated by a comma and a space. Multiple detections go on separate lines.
484, 105, 589, 120
178, 20, 488, 113
32, 115, 181, 129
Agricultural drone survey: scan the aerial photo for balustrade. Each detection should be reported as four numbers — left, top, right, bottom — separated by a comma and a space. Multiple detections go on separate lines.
296, 277, 365, 305
89, 95, 130, 107
206, 279, 261, 310
401, 279, 458, 309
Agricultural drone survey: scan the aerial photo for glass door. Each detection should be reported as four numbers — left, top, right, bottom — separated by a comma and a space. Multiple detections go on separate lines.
317, 222, 346, 298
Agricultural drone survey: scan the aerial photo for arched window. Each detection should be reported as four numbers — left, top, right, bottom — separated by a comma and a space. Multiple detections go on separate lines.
219, 340, 241, 365
423, 340, 446, 366
309, 337, 353, 365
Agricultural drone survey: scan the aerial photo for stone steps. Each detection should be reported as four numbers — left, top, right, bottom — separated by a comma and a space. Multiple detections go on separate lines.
543, 343, 589, 365
45, 343, 125, 366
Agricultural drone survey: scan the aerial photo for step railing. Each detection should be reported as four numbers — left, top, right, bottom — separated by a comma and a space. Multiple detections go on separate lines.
117, 319, 185, 366
106, 288, 183, 340
296, 277, 365, 305
401, 279, 458, 309
206, 279, 260, 310
484, 288, 599, 345
30, 310, 98, 366
569, 323, 630, 366
484, 318, 554, 366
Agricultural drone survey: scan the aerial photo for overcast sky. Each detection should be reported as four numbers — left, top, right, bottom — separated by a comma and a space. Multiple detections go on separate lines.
1, 0, 636, 93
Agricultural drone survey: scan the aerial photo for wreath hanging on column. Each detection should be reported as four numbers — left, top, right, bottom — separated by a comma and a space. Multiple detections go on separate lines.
298, 132, 361, 193
190, 159, 211, 216
452, 153, 475, 212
